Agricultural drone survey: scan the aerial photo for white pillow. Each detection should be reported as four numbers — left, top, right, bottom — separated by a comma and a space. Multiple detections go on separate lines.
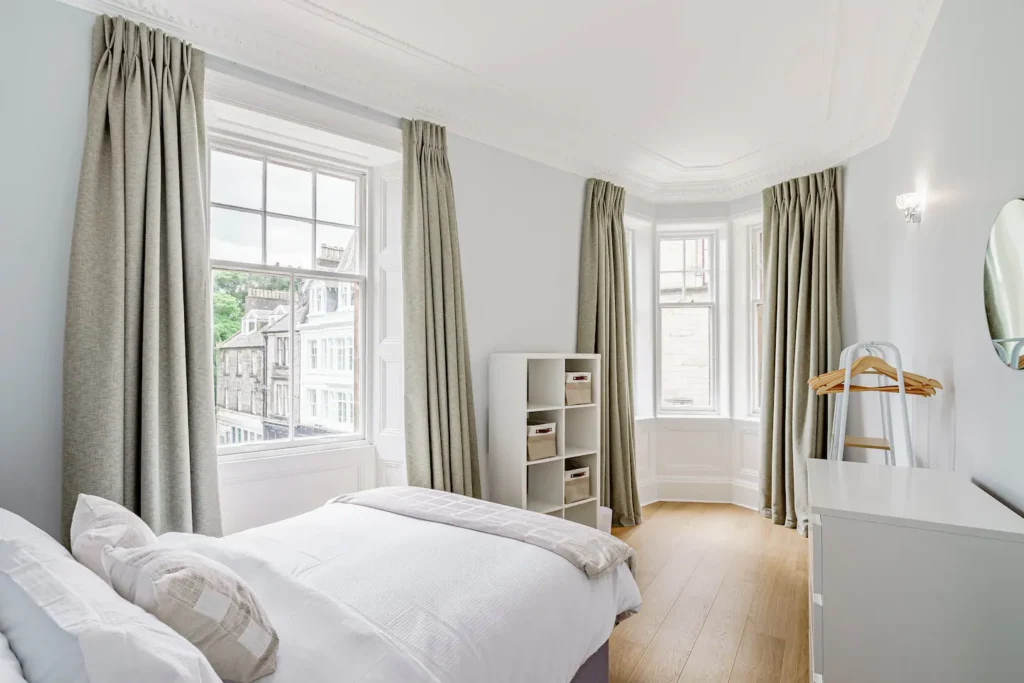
104, 546, 278, 683
0, 631, 26, 683
70, 494, 157, 580
0, 539, 219, 683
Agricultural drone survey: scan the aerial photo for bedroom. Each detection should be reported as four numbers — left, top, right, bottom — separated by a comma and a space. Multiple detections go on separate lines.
3, 0, 1024, 682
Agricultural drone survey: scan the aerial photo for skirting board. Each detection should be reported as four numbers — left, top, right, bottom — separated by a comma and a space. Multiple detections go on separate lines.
639, 476, 759, 511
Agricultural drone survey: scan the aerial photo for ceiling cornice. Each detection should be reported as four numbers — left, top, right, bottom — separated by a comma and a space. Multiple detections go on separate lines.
55, 0, 943, 204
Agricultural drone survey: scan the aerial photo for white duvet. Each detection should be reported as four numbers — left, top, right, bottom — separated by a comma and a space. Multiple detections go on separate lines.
163, 503, 640, 683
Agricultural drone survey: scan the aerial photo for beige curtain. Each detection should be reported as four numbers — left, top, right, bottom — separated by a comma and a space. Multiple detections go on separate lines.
760, 167, 843, 535
577, 179, 642, 527
62, 16, 220, 541
401, 119, 481, 497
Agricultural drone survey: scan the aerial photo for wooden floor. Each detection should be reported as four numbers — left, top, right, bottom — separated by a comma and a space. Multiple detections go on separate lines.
610, 502, 809, 683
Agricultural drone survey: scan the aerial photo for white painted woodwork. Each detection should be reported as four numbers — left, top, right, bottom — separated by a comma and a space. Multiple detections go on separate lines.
56, 0, 942, 202
636, 416, 760, 510
370, 162, 406, 486
218, 444, 376, 534
808, 459, 1024, 683
489, 354, 601, 528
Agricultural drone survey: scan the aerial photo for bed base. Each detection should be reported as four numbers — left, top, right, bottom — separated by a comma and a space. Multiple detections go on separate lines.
570, 641, 609, 683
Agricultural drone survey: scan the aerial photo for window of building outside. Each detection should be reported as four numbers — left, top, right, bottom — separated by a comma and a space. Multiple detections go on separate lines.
750, 225, 764, 414
210, 143, 365, 453
657, 232, 717, 412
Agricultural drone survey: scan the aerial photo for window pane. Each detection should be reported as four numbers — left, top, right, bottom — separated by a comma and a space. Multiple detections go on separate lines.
212, 270, 292, 448
267, 217, 312, 269
315, 224, 358, 273
660, 239, 683, 271
752, 230, 764, 300
661, 307, 712, 409
210, 208, 262, 264
316, 174, 357, 225
683, 238, 709, 270
753, 302, 764, 411
210, 151, 262, 210
683, 269, 711, 302
295, 276, 361, 438
659, 271, 683, 304
266, 163, 312, 218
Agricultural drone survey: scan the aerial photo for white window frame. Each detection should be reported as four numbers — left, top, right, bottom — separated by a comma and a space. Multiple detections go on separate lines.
625, 228, 636, 371
655, 228, 720, 415
209, 136, 370, 458
748, 224, 764, 416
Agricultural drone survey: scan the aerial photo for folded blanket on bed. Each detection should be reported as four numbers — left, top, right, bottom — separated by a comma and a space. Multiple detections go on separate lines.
329, 487, 635, 579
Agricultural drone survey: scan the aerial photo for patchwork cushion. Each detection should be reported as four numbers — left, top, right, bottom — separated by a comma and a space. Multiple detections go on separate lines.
103, 546, 278, 683
70, 494, 157, 580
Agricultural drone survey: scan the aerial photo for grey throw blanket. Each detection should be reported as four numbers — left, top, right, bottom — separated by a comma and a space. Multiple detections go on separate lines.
329, 487, 635, 579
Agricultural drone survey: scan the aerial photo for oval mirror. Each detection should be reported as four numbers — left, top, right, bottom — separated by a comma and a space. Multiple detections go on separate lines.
985, 199, 1024, 368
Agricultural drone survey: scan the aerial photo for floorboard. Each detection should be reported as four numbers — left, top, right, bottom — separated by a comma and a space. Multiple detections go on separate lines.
611, 503, 808, 683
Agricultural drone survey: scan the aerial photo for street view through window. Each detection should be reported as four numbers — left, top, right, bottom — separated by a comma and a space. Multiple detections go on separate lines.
210, 148, 364, 451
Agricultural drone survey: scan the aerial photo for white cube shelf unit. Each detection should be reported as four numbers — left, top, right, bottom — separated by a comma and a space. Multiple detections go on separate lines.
488, 353, 601, 528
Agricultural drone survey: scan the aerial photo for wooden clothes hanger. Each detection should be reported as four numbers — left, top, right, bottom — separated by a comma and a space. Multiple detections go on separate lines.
808, 356, 943, 397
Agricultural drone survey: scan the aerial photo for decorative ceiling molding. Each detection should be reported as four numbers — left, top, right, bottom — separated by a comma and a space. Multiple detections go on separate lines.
56, 0, 943, 203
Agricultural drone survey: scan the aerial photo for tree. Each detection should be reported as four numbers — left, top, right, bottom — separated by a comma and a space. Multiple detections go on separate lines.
213, 291, 242, 344
213, 271, 289, 311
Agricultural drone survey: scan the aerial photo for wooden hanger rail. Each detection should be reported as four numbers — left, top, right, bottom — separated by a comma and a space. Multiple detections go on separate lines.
809, 356, 942, 397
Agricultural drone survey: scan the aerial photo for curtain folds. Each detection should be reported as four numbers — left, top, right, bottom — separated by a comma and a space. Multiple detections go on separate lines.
759, 166, 844, 535
401, 119, 481, 498
62, 16, 220, 541
576, 179, 642, 527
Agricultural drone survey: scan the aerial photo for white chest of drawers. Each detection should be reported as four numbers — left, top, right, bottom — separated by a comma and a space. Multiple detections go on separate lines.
807, 459, 1024, 683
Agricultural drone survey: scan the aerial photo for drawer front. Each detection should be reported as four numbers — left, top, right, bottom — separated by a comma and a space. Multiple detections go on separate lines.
810, 514, 824, 594
811, 593, 824, 679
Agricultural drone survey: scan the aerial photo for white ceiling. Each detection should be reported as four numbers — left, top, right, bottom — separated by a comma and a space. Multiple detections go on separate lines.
60, 0, 942, 202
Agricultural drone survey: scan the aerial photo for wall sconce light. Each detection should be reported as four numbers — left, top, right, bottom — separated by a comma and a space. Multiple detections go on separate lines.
896, 192, 923, 223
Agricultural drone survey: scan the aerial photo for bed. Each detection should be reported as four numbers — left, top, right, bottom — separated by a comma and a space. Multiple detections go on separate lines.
159, 498, 642, 683
0, 491, 638, 683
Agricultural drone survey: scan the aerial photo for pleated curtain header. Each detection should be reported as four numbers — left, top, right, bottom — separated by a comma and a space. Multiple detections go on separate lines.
403, 119, 449, 152
94, 15, 198, 85
586, 178, 626, 214
766, 166, 843, 212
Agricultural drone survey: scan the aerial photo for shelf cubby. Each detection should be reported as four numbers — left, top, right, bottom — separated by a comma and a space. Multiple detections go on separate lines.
564, 498, 598, 527
564, 404, 599, 455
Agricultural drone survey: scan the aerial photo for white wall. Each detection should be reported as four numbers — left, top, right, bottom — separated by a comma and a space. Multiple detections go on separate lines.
448, 135, 587, 488
844, 0, 1023, 508
0, 0, 92, 536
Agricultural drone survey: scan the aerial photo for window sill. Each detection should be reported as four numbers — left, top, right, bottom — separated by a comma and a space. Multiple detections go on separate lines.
655, 412, 727, 420
217, 437, 371, 464
648, 414, 762, 433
